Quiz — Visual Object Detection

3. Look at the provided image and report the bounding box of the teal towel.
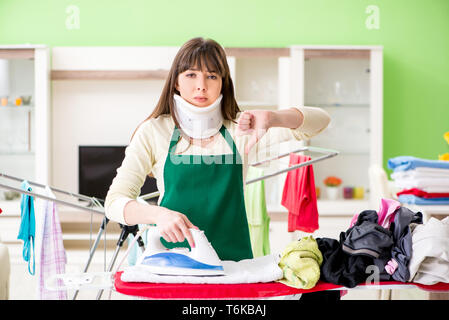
[18,180,36,275]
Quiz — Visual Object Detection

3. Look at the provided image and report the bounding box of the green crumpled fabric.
[277,236,323,289]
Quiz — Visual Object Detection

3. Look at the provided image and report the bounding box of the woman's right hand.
[154,207,198,248]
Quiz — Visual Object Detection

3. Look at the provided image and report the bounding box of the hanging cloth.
[281,154,319,233]
[36,186,67,299]
[17,180,36,275]
[244,166,270,257]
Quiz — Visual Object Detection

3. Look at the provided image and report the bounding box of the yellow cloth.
[438,132,449,161]
[439,153,449,161]
[277,236,323,289]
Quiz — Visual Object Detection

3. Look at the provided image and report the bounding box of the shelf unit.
[225,45,383,220]
[0,45,51,184]
[290,45,383,213]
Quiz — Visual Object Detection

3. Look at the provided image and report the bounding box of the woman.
[105,37,330,261]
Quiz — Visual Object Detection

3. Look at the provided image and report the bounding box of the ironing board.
[113,271,449,299]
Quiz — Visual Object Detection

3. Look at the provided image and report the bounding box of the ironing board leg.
[72,217,109,300]
[96,224,145,300]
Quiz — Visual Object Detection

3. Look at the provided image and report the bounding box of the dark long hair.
[132,37,240,140]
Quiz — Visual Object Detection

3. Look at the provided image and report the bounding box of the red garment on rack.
[281,154,319,233]
[397,188,449,199]
[114,272,449,299]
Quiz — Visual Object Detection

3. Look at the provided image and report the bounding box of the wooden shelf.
[50,47,291,80]
[304,49,370,59]
[225,47,290,57]
[238,101,277,109]
[48,49,369,81]
[0,49,34,60]
[51,69,169,80]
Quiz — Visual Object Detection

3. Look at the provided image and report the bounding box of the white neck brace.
[173,93,224,139]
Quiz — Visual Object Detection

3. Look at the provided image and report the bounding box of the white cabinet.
[0,45,51,184]
[290,46,383,213]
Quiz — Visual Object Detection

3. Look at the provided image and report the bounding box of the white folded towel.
[391,168,449,180]
[394,178,449,191]
[120,254,283,284]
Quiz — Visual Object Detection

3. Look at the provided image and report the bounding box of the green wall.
[1,0,448,172]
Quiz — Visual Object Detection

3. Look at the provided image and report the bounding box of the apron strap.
[169,125,242,163]
[218,124,242,164]
[168,126,182,154]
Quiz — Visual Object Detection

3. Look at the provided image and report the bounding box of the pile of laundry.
[120,197,449,291]
[388,156,449,205]
[278,198,449,289]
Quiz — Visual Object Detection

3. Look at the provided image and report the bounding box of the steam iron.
[135,227,225,276]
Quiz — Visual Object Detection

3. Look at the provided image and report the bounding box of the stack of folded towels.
[388,156,449,205]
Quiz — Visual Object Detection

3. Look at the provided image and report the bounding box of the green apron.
[158,124,253,261]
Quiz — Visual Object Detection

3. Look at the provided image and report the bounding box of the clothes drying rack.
[0,146,338,299]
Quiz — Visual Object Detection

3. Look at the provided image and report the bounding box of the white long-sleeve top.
[408,217,449,285]
[105,107,330,225]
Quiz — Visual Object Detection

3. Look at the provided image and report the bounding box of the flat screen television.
[78,146,158,202]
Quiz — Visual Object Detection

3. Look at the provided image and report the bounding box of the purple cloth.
[38,187,67,300]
